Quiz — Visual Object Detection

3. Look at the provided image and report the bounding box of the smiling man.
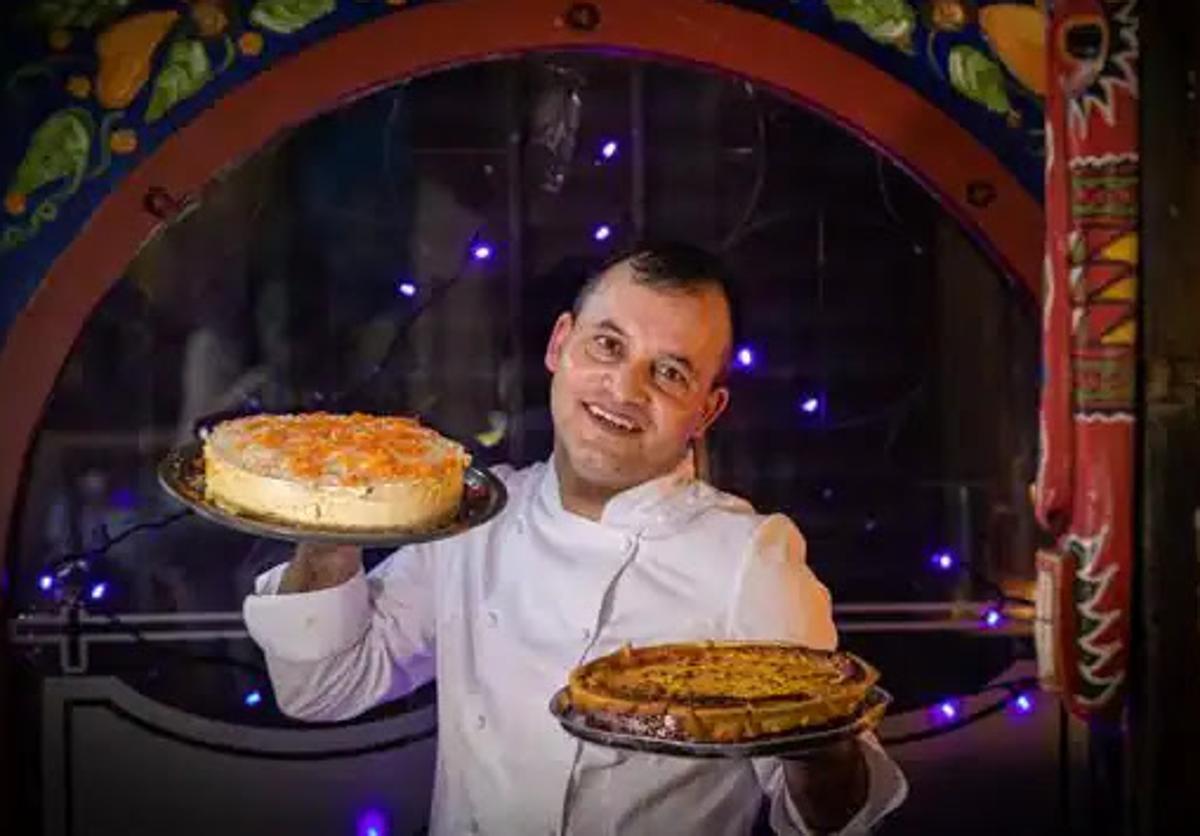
[546,248,733,519]
[243,242,907,835]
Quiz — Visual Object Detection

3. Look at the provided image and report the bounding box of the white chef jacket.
[243,457,907,835]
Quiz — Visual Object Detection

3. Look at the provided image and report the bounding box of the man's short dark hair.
[570,241,740,381]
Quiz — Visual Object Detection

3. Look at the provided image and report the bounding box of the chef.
[243,242,907,834]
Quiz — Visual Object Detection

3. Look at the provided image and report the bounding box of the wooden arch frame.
[0,0,1043,564]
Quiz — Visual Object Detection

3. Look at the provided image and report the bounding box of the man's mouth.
[583,402,642,434]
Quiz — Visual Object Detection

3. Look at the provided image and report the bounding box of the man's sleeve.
[726,514,909,834]
[242,544,438,723]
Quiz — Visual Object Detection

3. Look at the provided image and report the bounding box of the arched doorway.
[0,0,1041,560]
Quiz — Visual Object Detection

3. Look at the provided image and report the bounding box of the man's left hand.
[782,738,869,834]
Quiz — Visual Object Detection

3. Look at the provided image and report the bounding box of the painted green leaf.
[250,0,336,35]
[145,40,212,124]
[948,45,1012,115]
[30,0,131,31]
[826,0,917,54]
[7,108,92,199]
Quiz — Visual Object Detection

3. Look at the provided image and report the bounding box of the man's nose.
[610,362,650,405]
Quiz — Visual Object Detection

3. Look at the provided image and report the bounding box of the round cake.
[202,412,471,531]
[564,641,879,743]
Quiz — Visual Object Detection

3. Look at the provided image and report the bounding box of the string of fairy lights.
[30,509,1040,723]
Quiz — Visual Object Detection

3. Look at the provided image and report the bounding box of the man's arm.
[781,741,869,833]
[727,514,907,834]
[277,542,362,594]
[243,540,438,722]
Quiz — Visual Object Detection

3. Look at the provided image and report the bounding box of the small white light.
[357,809,388,836]
[89,582,107,601]
[931,551,956,571]
[244,690,262,707]
[38,574,53,592]
[936,700,959,721]
[600,140,618,159]
[735,347,754,368]
[472,244,493,261]
[593,224,612,241]
[397,282,417,297]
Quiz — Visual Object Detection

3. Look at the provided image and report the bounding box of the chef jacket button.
[476,714,487,730]
[514,516,525,534]
[469,818,480,833]
[622,535,635,551]
[582,627,592,640]
[487,611,499,627]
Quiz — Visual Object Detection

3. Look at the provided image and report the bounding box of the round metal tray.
[158,441,507,547]
[549,686,891,759]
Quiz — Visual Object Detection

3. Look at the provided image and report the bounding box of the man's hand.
[277,542,362,594]
[782,738,869,834]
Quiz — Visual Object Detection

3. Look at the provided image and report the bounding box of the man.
[243,243,907,834]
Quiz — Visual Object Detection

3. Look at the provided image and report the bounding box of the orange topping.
[219,412,465,486]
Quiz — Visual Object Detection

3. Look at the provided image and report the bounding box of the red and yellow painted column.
[1036,0,1139,721]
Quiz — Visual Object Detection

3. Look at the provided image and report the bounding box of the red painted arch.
[0,0,1043,565]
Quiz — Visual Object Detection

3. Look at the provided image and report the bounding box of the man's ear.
[695,385,730,438]
[544,312,575,374]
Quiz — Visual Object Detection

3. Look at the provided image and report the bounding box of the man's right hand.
[277,542,362,594]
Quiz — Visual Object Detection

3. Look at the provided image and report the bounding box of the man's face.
[544,263,731,495]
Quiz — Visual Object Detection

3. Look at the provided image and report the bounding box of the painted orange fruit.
[109,129,138,155]
[238,30,264,56]
[979,4,1047,96]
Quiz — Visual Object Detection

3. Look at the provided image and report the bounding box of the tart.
[202,412,471,531]
[565,641,879,743]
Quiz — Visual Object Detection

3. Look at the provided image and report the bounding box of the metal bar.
[505,62,525,464]
[79,611,244,624]
[11,600,1034,624]
[631,63,646,238]
[9,618,1031,643]
[836,621,1032,635]
[10,631,250,646]
[833,601,1032,615]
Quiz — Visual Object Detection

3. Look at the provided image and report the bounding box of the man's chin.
[560,447,644,492]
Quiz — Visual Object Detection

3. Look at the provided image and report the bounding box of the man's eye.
[656,364,689,389]
[592,335,620,357]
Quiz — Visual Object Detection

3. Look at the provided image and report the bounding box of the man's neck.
[552,447,692,522]
[553,454,617,521]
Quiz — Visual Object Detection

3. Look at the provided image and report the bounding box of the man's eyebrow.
[594,319,628,337]
[661,354,697,376]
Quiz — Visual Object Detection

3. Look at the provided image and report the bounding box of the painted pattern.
[1035,0,1138,720]
[0,0,1046,339]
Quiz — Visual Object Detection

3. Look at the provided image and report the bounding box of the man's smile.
[583,401,644,434]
